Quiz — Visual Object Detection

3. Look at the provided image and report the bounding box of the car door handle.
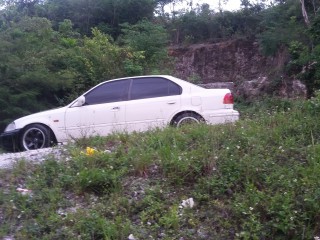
[112,106,120,111]
[167,101,176,105]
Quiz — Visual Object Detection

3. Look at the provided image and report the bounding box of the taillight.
[223,93,234,104]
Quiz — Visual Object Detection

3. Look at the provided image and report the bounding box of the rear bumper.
[204,109,239,125]
[0,129,21,152]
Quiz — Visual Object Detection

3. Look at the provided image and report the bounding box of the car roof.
[99,75,204,90]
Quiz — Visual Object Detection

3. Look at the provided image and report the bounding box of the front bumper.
[0,129,22,152]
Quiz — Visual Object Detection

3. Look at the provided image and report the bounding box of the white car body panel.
[124,95,181,132]
[64,101,126,139]
[11,107,68,141]
[4,75,240,146]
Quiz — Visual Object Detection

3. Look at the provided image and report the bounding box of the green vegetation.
[1,0,320,131]
[1,95,320,239]
[1,1,320,236]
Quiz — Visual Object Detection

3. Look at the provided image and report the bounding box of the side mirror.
[75,96,86,107]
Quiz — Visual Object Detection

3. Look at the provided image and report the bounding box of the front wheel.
[173,112,204,127]
[20,124,50,151]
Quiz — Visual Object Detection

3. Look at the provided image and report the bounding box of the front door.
[64,79,130,139]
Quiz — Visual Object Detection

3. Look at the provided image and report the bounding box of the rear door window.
[130,77,181,100]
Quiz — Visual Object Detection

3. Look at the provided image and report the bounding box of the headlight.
[4,122,16,132]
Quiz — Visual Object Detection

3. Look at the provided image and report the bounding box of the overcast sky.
[202,0,242,11]
[164,0,242,13]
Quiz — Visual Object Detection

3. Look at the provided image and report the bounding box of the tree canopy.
[0,0,320,130]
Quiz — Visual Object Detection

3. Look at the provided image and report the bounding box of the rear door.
[125,77,182,132]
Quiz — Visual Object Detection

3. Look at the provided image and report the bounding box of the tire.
[20,124,50,151]
[173,112,204,127]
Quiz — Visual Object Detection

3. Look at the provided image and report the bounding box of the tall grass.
[1,94,320,239]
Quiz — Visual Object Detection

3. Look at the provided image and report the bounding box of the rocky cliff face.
[170,39,307,99]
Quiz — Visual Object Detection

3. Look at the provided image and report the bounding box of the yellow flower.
[86,147,96,156]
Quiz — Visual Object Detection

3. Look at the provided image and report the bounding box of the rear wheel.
[174,112,204,127]
[20,124,50,151]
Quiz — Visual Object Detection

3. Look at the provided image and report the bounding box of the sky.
[165,0,242,12]
[201,0,242,11]
[0,1,243,13]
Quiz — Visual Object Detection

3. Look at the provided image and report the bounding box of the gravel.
[0,146,67,169]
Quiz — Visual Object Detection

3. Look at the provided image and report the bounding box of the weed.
[159,205,180,230]
[1,97,320,239]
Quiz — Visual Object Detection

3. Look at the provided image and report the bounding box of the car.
[0,75,239,151]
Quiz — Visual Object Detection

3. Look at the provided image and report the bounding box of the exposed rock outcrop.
[235,77,307,100]
[170,39,307,99]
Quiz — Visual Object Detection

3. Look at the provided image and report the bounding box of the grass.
[1,94,320,239]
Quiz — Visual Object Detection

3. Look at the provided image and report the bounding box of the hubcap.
[22,128,46,150]
[177,116,200,127]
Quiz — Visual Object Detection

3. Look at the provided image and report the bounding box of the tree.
[120,20,169,72]
[40,0,157,36]
[156,0,173,18]
[0,17,73,130]
[0,16,148,130]
[241,0,252,8]
[300,0,310,26]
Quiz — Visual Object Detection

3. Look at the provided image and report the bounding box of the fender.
[12,107,68,143]
[168,105,205,124]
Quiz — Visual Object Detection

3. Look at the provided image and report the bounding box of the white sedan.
[0,75,239,151]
